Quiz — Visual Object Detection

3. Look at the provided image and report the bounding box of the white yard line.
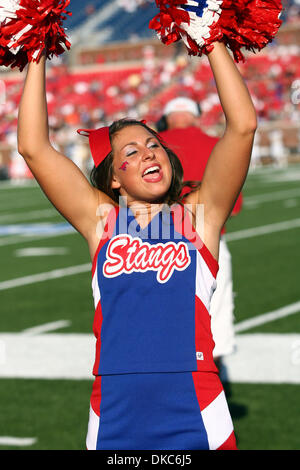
[0,437,37,447]
[225,217,300,242]
[21,300,299,338]
[243,187,300,206]
[0,227,76,247]
[20,320,72,336]
[0,180,37,190]
[15,247,69,257]
[0,209,58,223]
[234,301,300,333]
[0,264,91,291]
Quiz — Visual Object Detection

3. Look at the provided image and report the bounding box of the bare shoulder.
[87,189,119,261]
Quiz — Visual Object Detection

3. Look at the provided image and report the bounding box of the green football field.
[0,163,299,450]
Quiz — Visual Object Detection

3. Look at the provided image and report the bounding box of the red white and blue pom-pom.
[0,0,71,71]
[149,0,283,62]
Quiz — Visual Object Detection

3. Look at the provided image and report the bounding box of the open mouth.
[142,165,162,182]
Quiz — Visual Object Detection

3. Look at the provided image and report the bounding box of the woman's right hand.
[17,57,112,255]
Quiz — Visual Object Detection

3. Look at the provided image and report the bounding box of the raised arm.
[186,42,257,256]
[17,55,105,243]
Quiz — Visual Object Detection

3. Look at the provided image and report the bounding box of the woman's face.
[111,125,173,204]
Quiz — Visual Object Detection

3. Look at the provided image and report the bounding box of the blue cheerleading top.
[91,204,219,375]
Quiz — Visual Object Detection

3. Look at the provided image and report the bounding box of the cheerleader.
[4,0,281,450]
[17,41,257,449]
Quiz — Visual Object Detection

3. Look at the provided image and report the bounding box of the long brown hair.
[90,118,200,205]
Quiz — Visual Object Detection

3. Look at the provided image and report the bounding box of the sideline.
[221,333,300,384]
[0,332,299,383]
[234,301,300,333]
[243,187,300,206]
[0,181,37,190]
[225,217,300,242]
[0,264,91,291]
[20,320,72,336]
[0,227,77,247]
[0,437,37,447]
[0,299,299,383]
[0,208,58,223]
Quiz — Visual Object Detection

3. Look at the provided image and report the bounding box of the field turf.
[0,164,299,450]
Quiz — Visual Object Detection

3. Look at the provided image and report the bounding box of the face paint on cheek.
[119,161,129,171]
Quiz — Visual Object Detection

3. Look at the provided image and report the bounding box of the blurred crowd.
[0,5,300,180]
[283,0,300,23]
[117,0,155,13]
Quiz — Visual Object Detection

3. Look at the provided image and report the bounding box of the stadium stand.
[0,0,299,179]
[66,0,157,46]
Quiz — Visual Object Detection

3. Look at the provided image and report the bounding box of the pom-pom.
[149,0,283,62]
[0,0,71,71]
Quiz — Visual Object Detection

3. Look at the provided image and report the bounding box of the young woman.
[18,42,257,450]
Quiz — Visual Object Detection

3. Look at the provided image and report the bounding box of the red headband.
[77,120,147,168]
[77,127,111,168]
